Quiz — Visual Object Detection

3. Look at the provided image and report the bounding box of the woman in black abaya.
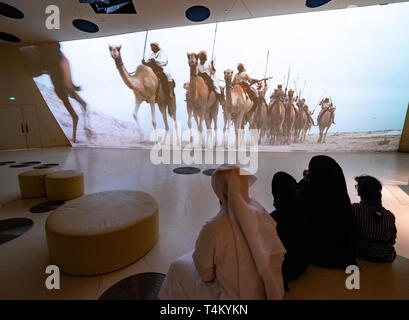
[298,155,357,268]
[271,172,312,281]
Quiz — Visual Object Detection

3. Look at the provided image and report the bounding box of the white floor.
[0,147,408,300]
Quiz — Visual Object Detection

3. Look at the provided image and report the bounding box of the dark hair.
[355,175,383,213]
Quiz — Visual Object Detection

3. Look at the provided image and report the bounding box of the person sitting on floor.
[352,175,397,262]
[159,164,286,300]
[298,155,357,268]
[271,172,312,283]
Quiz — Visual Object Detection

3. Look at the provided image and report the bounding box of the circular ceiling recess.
[185,5,211,22]
[306,0,332,8]
[0,32,21,43]
[73,19,99,33]
[0,2,24,19]
[202,168,216,176]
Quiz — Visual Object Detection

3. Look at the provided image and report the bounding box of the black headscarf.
[299,155,357,268]
[271,172,312,281]
[308,155,351,208]
[272,172,300,213]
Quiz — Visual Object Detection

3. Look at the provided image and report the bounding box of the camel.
[317,109,333,143]
[284,90,297,144]
[267,96,286,145]
[19,43,87,143]
[302,109,315,141]
[294,100,308,143]
[252,83,269,143]
[222,69,254,147]
[185,53,218,147]
[249,97,268,144]
[109,45,179,145]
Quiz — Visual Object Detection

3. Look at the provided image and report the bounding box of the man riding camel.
[287,89,296,105]
[232,63,259,105]
[270,84,285,103]
[256,80,268,107]
[296,97,305,111]
[303,103,316,126]
[142,42,175,102]
[297,98,315,126]
[196,50,222,102]
[317,97,336,125]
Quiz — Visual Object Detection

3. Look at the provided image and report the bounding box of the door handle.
[25,122,29,133]
[21,123,25,133]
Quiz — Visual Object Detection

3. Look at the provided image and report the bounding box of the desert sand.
[37,83,402,152]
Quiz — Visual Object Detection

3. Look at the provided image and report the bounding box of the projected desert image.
[20,3,409,151]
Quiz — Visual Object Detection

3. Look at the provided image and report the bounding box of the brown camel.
[109,45,179,145]
[317,109,333,143]
[186,53,218,147]
[222,69,254,147]
[252,99,268,144]
[295,99,308,143]
[303,114,313,141]
[267,96,286,145]
[19,43,87,143]
[284,90,297,144]
[251,83,269,143]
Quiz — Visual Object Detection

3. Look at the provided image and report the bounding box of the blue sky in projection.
[36,2,409,133]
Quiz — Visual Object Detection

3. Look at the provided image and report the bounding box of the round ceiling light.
[306,0,333,8]
[185,5,210,22]
[0,2,24,19]
[0,32,21,43]
[72,19,99,33]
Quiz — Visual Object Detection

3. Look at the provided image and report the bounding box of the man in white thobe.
[196,50,221,100]
[142,42,174,98]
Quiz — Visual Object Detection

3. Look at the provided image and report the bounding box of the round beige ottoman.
[18,169,55,198]
[45,170,84,201]
[45,190,159,276]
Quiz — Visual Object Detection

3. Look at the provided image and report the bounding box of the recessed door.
[0,105,27,150]
[20,104,42,148]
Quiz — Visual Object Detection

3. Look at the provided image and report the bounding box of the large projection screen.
[20,3,409,152]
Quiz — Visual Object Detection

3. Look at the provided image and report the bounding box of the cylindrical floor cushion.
[45,190,159,276]
[18,169,55,198]
[45,170,84,201]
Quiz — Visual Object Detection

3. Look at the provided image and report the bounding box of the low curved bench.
[285,256,409,300]
[45,190,159,276]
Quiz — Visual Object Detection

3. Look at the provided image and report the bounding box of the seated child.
[352,175,397,262]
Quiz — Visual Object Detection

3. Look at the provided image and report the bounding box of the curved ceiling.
[0,0,406,46]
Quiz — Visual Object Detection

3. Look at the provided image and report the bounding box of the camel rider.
[287,89,295,106]
[329,102,336,124]
[270,84,285,102]
[303,104,316,126]
[298,99,315,125]
[317,98,335,125]
[256,80,268,105]
[232,63,259,105]
[142,42,175,101]
[296,98,305,111]
[196,50,222,101]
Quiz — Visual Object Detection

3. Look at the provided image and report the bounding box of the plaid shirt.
[352,201,397,262]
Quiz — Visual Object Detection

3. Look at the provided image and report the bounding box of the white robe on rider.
[149,49,173,81]
[196,60,221,94]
